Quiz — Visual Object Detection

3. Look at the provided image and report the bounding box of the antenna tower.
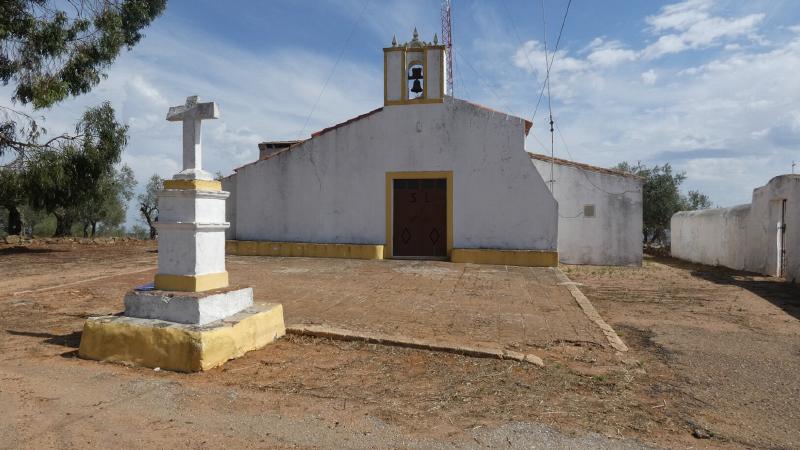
[441,0,453,95]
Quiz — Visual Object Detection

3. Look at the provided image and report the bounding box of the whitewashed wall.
[532,158,643,266]
[671,204,751,270]
[226,98,558,251]
[671,175,800,283]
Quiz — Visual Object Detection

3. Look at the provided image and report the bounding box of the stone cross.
[166,95,219,180]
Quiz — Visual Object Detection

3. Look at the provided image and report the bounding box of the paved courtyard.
[227,255,611,355]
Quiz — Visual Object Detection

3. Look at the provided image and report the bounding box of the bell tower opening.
[383,28,446,106]
[408,63,424,99]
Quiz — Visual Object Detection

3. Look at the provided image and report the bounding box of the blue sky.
[2,0,800,226]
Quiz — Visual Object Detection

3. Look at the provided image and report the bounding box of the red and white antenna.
[441,0,453,96]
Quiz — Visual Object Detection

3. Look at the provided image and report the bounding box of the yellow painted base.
[451,248,558,267]
[78,303,285,372]
[163,179,222,191]
[154,272,228,292]
[226,240,384,260]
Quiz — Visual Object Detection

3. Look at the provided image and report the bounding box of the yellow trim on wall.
[385,171,454,259]
[401,49,407,101]
[439,48,445,97]
[384,44,445,106]
[78,303,285,372]
[451,248,558,267]
[422,47,429,100]
[154,272,229,292]
[163,179,222,191]
[384,98,444,106]
[226,240,384,260]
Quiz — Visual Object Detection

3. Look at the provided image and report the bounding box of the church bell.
[409,67,423,95]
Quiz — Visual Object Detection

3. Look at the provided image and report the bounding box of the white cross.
[166,95,219,180]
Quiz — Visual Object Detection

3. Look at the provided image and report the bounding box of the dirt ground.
[1,241,799,449]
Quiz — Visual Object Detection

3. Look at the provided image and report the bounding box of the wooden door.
[393,178,447,258]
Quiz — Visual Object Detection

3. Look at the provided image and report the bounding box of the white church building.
[222,31,642,267]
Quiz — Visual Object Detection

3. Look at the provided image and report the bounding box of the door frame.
[385,171,453,259]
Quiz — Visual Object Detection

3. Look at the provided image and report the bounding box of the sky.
[2,0,800,227]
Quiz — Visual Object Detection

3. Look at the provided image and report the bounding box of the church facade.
[222,31,559,266]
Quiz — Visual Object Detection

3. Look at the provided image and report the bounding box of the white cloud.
[586,39,638,67]
[642,0,765,59]
[641,69,658,85]
[500,5,800,208]
[0,21,383,227]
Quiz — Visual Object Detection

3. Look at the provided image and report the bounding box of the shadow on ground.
[648,254,800,321]
[5,329,81,349]
[0,246,65,256]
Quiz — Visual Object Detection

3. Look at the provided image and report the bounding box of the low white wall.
[228,98,558,251]
[532,158,643,266]
[671,205,751,270]
[745,175,800,282]
[671,175,799,283]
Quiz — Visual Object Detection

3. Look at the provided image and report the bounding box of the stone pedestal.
[123,286,254,325]
[154,180,230,292]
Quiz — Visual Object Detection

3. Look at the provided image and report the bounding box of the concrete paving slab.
[226,256,614,355]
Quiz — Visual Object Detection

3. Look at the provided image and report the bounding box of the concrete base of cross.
[79,303,286,372]
[123,286,254,325]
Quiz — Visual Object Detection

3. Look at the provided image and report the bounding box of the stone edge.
[286,323,545,367]
[553,268,629,352]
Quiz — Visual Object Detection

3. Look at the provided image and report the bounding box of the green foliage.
[30,210,56,237]
[682,190,712,211]
[0,0,167,110]
[0,168,24,234]
[74,164,136,236]
[25,102,128,236]
[615,162,712,243]
[129,224,149,239]
[0,0,164,237]
[138,174,162,239]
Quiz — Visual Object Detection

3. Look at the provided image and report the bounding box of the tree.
[0,0,166,235]
[138,174,162,239]
[615,162,712,244]
[76,165,136,237]
[25,103,129,236]
[682,190,712,211]
[0,168,24,234]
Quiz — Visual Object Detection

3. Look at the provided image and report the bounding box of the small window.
[584,204,596,218]
[408,63,424,99]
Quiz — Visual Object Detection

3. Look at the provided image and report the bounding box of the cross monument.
[77,95,285,372]
[166,95,219,180]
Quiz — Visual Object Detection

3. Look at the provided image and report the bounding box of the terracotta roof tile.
[529,152,644,180]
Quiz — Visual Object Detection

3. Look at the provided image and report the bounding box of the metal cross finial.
[166,95,219,180]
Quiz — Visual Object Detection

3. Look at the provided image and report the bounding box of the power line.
[297,0,371,139]
[531,0,572,125]
[555,122,640,197]
[540,0,556,193]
